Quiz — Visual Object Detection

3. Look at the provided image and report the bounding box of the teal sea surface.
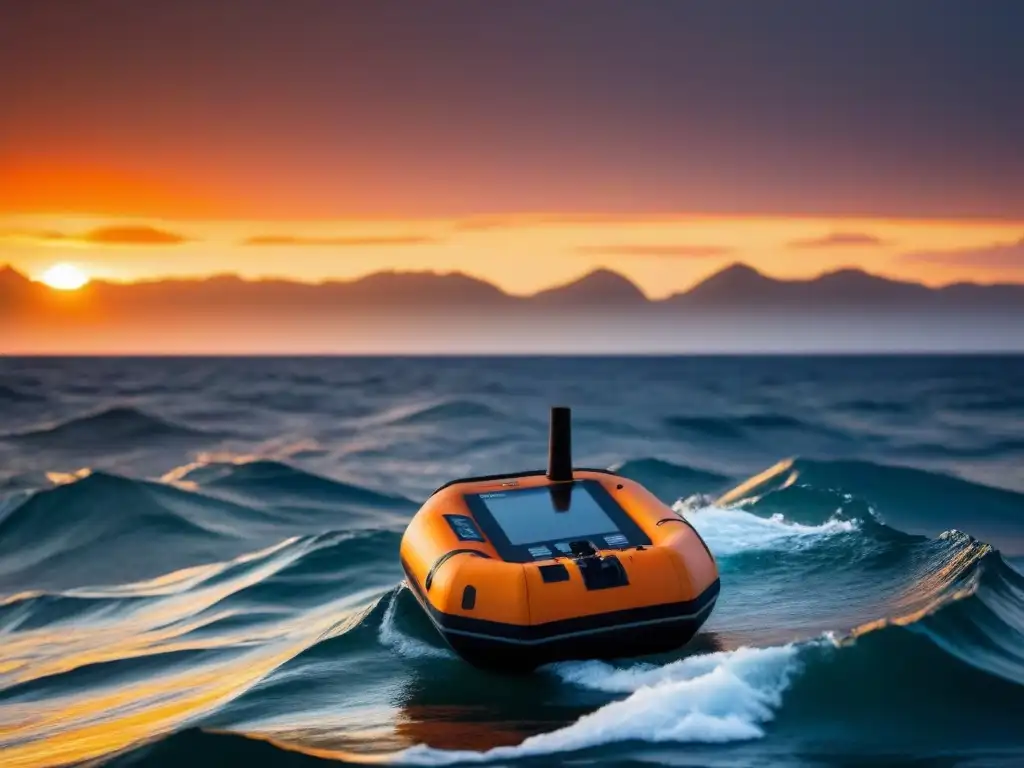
[1,356,1023,767]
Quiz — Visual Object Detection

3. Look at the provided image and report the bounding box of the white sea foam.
[378,587,454,660]
[675,502,858,557]
[391,643,803,764]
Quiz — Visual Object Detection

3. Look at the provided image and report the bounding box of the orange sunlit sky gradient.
[3,1,1024,301]
[3,212,1024,299]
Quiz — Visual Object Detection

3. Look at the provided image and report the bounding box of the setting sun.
[40,263,90,291]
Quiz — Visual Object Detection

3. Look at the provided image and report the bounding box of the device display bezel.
[462,479,651,563]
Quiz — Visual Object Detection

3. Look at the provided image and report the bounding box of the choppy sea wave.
[1,355,1023,767]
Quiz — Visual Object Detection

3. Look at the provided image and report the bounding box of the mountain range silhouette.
[4,262,1022,353]
[4,262,1023,309]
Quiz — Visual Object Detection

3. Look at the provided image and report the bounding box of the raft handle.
[425,549,491,591]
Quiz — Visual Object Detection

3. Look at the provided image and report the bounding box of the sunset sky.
[2,1,1023,299]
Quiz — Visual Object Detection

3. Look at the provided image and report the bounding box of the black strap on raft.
[655,517,717,562]
[425,549,491,591]
[429,467,619,497]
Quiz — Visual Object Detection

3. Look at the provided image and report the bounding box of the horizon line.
[4,351,1024,359]
[6,260,1024,296]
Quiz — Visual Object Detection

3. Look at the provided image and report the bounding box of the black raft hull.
[404,569,721,672]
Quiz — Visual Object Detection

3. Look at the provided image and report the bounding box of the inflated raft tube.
[399,407,720,672]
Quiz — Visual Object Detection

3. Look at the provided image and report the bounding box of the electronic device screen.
[462,479,651,561]
[474,484,621,545]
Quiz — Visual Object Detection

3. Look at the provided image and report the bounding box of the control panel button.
[539,563,570,583]
[443,514,486,543]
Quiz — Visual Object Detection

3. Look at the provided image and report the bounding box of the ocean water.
[1,355,1023,768]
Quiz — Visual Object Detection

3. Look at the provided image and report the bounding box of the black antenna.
[547,406,572,482]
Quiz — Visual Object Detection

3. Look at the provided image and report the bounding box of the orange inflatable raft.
[399,407,720,671]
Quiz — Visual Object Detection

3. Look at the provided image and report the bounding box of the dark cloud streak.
[574,244,732,258]
[454,214,699,231]
[0,225,190,245]
[83,226,189,245]
[789,232,890,249]
[242,235,439,246]
[901,236,1024,270]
